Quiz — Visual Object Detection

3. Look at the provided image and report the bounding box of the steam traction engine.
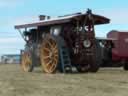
[15,9,110,73]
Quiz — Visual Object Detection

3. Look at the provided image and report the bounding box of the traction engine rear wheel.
[40,35,59,73]
[21,52,33,72]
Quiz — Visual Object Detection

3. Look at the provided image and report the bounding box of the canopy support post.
[18,29,27,42]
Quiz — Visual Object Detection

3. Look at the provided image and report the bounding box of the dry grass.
[0,64,128,96]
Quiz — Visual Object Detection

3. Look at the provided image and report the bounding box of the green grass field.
[0,64,128,96]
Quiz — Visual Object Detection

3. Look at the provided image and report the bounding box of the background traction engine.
[15,9,110,73]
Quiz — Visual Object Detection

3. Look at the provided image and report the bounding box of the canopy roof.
[15,12,110,29]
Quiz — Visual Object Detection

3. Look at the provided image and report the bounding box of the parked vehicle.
[15,9,110,73]
[99,30,128,70]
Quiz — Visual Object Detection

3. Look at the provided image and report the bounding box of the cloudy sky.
[0,0,128,55]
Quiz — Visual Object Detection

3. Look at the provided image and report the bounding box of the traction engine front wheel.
[21,51,33,72]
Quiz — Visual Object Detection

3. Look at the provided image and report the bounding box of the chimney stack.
[39,15,50,21]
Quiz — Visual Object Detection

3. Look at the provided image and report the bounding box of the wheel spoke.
[46,40,53,48]
[50,64,55,72]
[51,42,57,49]
[53,44,57,50]
[43,47,50,52]
[45,60,52,67]
[54,49,58,54]
[54,57,58,63]
[44,55,51,59]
